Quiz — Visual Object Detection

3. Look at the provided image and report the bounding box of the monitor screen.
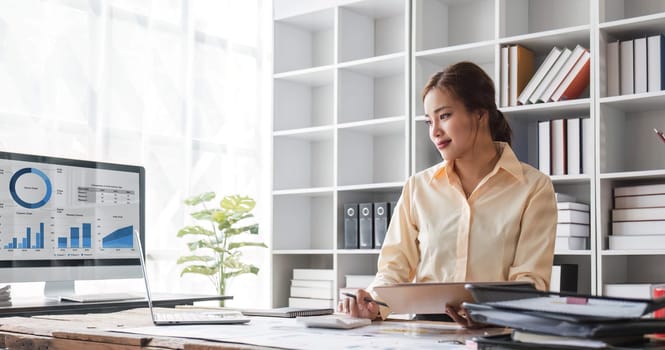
[0,151,145,297]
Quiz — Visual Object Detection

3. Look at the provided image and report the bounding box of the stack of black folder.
[464,284,665,349]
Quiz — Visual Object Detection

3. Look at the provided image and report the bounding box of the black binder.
[343,203,358,249]
[373,202,388,248]
[358,202,373,249]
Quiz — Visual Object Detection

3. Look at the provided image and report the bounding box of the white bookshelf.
[272,0,665,307]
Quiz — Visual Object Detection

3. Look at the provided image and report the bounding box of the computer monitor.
[0,151,145,298]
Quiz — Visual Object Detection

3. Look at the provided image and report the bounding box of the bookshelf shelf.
[272,0,665,307]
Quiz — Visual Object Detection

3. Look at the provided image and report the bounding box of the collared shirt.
[368,142,557,317]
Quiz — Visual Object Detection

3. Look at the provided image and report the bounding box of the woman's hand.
[337,289,380,320]
[445,304,486,329]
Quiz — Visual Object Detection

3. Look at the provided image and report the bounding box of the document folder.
[464,302,665,338]
[465,284,665,320]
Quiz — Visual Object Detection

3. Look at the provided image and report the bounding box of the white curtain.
[0,0,272,307]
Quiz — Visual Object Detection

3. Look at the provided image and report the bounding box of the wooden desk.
[0,308,508,349]
[0,308,259,350]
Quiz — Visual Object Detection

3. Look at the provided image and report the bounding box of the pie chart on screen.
[9,167,52,209]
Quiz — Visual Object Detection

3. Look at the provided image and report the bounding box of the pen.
[655,128,665,144]
[342,292,389,308]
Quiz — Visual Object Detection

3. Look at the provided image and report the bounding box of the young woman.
[338,61,557,327]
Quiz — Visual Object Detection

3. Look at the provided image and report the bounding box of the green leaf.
[184,192,216,206]
[177,225,215,237]
[180,265,219,276]
[176,255,214,264]
[211,211,229,224]
[223,264,260,279]
[220,195,255,213]
[227,242,267,250]
[190,209,216,221]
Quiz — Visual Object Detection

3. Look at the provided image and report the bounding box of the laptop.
[134,231,250,325]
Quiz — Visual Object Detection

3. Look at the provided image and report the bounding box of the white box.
[555,236,587,250]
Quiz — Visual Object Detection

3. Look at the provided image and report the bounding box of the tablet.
[373,281,533,315]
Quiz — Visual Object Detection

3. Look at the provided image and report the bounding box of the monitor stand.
[44,280,75,299]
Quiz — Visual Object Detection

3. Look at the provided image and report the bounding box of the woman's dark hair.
[422,61,512,145]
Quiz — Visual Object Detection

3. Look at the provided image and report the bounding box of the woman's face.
[423,87,483,161]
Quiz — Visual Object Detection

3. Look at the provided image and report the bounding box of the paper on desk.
[113,316,488,349]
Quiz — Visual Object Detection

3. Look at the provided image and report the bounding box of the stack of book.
[289,268,335,308]
[467,284,665,349]
[338,274,375,299]
[0,285,10,307]
[500,44,590,107]
[537,117,592,176]
[609,183,665,250]
[555,201,590,250]
[607,34,665,96]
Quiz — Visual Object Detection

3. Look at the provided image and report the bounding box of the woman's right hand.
[337,289,380,320]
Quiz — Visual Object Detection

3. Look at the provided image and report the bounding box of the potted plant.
[177,192,267,306]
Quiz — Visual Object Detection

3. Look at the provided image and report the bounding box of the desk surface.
[0,293,230,317]
[0,307,508,350]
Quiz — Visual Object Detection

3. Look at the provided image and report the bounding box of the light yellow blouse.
[368,142,557,316]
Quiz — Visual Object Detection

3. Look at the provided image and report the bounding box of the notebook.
[241,307,333,318]
[134,230,250,325]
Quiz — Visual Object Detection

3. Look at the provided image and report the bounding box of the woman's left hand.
[445,304,486,329]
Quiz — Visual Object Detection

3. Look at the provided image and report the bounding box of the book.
[604,283,665,299]
[557,201,590,211]
[634,37,648,94]
[614,193,665,209]
[612,220,665,235]
[291,279,333,289]
[551,50,591,101]
[241,307,333,318]
[566,118,581,175]
[607,40,620,96]
[518,46,562,105]
[581,117,592,174]
[292,268,335,281]
[550,264,578,293]
[290,286,334,299]
[615,183,665,196]
[620,40,634,95]
[538,120,550,175]
[345,274,375,288]
[555,192,576,202]
[555,236,587,250]
[609,235,665,250]
[613,207,665,222]
[556,223,589,237]
[501,46,509,107]
[648,34,665,92]
[540,45,587,103]
[510,45,535,106]
[529,47,572,104]
[550,119,566,175]
[288,297,335,308]
[557,209,589,224]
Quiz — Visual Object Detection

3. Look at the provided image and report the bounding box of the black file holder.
[358,203,373,249]
[343,203,359,249]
